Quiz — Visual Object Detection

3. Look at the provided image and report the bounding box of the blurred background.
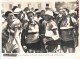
[1,0,78,13]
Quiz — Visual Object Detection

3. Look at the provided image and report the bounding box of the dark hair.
[12,6,18,11]
[34,9,39,12]
[41,10,45,13]
[63,8,69,13]
[5,11,12,17]
[27,11,34,16]
[24,7,30,11]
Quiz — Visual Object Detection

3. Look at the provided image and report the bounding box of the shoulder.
[51,20,56,25]
[10,19,22,28]
[13,18,21,24]
[50,20,58,29]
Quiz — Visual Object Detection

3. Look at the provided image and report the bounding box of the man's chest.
[46,22,53,31]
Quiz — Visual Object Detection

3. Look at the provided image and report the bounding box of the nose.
[30,16,33,17]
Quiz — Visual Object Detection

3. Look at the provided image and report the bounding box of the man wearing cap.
[34,9,41,23]
[13,7,24,22]
[13,7,27,53]
[42,10,59,53]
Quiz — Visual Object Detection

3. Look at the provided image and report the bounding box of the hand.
[52,35,59,40]
[39,34,45,37]
[23,46,27,50]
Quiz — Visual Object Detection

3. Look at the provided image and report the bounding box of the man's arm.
[52,21,59,40]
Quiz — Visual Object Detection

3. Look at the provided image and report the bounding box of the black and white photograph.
[1,0,79,55]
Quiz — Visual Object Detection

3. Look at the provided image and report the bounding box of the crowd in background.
[2,5,79,53]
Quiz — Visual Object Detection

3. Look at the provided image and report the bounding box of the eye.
[10,15,13,16]
[30,15,33,17]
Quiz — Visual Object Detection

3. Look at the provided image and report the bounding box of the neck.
[46,20,52,23]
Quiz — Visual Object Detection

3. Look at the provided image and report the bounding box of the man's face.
[7,13,14,20]
[44,14,51,21]
[59,10,63,14]
[62,9,68,16]
[25,8,30,13]
[28,13,34,21]
[14,11,23,20]
[59,10,63,17]
[36,12,40,18]
[41,11,45,16]
[40,11,45,18]
[18,11,24,20]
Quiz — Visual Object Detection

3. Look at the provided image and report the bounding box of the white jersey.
[43,20,59,40]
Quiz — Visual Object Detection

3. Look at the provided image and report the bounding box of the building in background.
[55,1,78,11]
[1,0,77,13]
[1,2,55,12]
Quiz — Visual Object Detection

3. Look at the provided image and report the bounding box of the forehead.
[8,13,13,15]
[28,12,34,16]
[45,14,50,17]
[62,9,66,12]
[60,9,63,12]
[41,10,45,13]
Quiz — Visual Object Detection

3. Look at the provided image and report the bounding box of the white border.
[0,0,80,59]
